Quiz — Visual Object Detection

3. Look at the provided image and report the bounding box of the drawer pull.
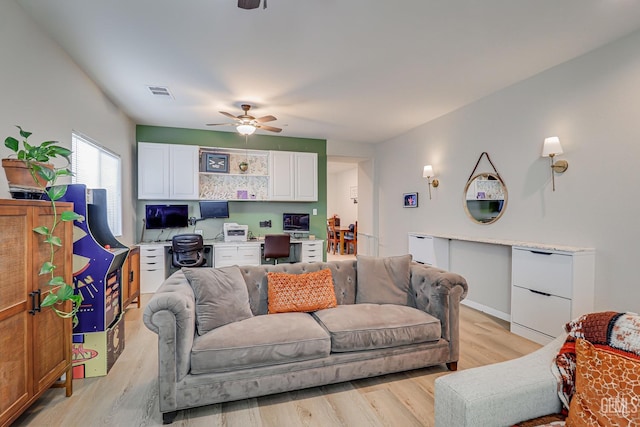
[529,289,551,297]
[415,236,426,239]
[529,250,552,255]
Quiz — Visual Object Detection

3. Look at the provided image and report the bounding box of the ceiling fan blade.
[219,111,239,120]
[206,123,234,126]
[257,124,282,133]
[255,115,277,123]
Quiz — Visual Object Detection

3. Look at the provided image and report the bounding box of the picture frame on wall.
[201,152,229,173]
[403,192,418,208]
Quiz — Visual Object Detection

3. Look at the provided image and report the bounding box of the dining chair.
[326,218,340,254]
[344,221,358,255]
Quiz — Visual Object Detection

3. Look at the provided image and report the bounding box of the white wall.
[327,166,358,225]
[375,29,640,313]
[0,1,136,244]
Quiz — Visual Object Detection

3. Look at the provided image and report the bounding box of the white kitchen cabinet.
[139,244,167,293]
[510,246,595,344]
[301,240,324,263]
[138,142,199,200]
[214,243,261,268]
[269,151,317,201]
[407,233,450,270]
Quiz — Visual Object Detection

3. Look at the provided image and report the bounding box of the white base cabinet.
[140,244,166,293]
[510,246,595,344]
[301,240,323,263]
[214,243,262,268]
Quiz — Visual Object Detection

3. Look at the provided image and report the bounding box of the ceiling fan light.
[237,124,256,135]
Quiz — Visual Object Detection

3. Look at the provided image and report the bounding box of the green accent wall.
[135,125,327,250]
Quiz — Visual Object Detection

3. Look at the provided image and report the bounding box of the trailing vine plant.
[4,125,84,326]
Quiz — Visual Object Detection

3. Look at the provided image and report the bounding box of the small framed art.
[200,152,229,173]
[403,192,418,208]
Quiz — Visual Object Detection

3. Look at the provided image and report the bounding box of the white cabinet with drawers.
[301,240,324,263]
[214,243,262,268]
[510,246,595,344]
[140,244,167,293]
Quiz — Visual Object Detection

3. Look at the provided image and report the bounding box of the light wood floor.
[14,296,540,427]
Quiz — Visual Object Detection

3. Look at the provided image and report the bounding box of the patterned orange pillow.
[267,269,337,314]
[567,339,640,426]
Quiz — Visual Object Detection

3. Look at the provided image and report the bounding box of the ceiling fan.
[207,104,282,135]
[238,0,267,10]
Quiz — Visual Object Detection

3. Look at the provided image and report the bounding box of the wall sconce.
[541,136,569,191]
[422,165,439,199]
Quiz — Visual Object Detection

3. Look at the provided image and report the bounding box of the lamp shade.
[423,165,434,178]
[237,124,256,135]
[542,136,563,157]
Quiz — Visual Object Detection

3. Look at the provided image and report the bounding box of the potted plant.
[4,125,84,325]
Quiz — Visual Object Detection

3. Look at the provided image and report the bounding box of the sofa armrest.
[410,263,468,363]
[434,335,565,427]
[143,270,197,388]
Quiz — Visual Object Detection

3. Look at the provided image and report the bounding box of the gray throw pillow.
[183,266,253,335]
[355,254,412,305]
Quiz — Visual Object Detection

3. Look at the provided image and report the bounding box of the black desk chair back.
[171,234,206,268]
[263,234,291,264]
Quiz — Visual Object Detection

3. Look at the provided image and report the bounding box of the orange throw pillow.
[567,339,640,426]
[267,269,337,314]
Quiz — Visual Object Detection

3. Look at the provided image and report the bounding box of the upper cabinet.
[138,143,199,200]
[269,151,317,201]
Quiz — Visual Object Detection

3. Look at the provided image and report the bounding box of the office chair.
[263,234,291,264]
[170,234,206,268]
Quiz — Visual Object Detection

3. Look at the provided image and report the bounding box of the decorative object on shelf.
[464,152,507,225]
[3,125,85,325]
[239,161,249,172]
[541,136,568,192]
[422,164,439,199]
[200,152,229,173]
[206,104,282,135]
[403,192,418,208]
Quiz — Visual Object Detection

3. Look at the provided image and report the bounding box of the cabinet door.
[269,151,295,200]
[129,247,140,303]
[0,206,31,423]
[32,206,73,394]
[138,142,170,199]
[294,153,318,201]
[169,144,200,200]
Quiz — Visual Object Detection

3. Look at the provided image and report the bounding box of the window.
[71,132,122,236]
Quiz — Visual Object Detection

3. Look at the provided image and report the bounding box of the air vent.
[147,86,173,98]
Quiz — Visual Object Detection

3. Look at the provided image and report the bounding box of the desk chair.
[326,218,340,254]
[170,234,206,268]
[344,221,358,255]
[263,234,291,264]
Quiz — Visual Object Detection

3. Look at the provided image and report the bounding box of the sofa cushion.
[267,269,337,314]
[313,303,441,352]
[355,254,412,305]
[190,312,331,374]
[566,339,640,426]
[183,266,253,335]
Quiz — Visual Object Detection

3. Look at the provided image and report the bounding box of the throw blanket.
[552,311,640,409]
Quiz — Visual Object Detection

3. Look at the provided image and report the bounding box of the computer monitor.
[145,205,189,229]
[282,213,310,234]
[199,200,229,219]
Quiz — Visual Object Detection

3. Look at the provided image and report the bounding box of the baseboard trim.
[461,299,510,322]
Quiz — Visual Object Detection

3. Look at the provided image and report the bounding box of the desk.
[139,239,324,293]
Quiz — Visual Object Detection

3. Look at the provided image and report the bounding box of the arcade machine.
[58,184,129,378]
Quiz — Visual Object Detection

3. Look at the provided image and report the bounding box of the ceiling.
[16,0,640,144]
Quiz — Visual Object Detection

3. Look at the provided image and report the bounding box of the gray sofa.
[143,257,468,424]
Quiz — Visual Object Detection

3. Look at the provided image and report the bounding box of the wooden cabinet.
[269,151,318,201]
[121,246,140,310]
[0,200,73,427]
[138,142,199,200]
[510,246,595,344]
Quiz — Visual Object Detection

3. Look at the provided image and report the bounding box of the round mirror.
[463,173,507,224]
